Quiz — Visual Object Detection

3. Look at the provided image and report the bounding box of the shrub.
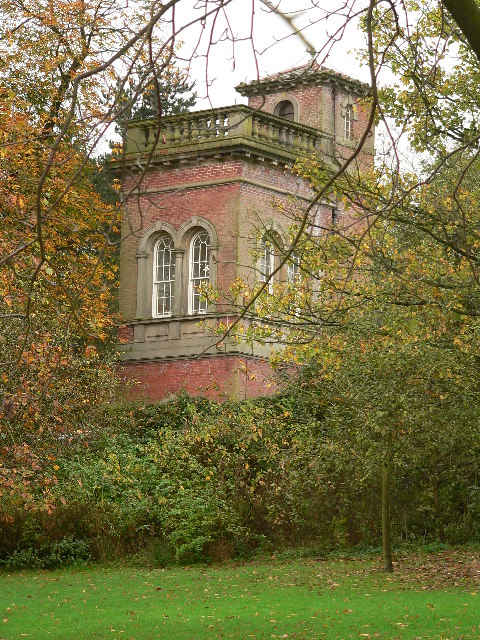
[3,537,90,569]
[2,391,479,567]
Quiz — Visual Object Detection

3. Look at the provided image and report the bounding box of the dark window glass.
[276,100,295,121]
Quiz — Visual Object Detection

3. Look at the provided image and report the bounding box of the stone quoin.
[117,64,374,400]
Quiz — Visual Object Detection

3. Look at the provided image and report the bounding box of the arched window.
[260,236,275,293]
[275,100,295,121]
[189,231,210,314]
[153,235,175,317]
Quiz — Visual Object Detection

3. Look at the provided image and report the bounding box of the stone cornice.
[236,65,370,97]
[117,350,270,364]
[122,137,316,168]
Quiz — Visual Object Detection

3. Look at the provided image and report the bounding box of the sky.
[172,1,370,109]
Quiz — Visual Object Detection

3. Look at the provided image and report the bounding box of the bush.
[3,537,90,569]
[2,391,479,567]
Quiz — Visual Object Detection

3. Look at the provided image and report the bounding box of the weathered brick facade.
[118,64,374,401]
[119,356,277,401]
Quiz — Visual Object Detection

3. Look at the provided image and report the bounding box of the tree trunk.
[382,457,394,572]
[442,0,480,64]
[432,465,444,541]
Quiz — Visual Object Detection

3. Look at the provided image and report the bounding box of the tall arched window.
[260,236,275,293]
[189,231,210,314]
[153,235,175,317]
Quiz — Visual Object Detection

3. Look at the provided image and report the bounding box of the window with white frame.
[260,236,275,293]
[344,104,354,140]
[189,231,210,314]
[153,235,175,317]
[287,252,301,283]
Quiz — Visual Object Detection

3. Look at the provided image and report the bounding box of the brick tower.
[117,64,374,400]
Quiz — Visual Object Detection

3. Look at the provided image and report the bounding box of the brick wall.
[120,159,244,320]
[124,159,244,192]
[247,83,374,163]
[118,324,134,343]
[119,155,325,322]
[248,84,324,129]
[119,355,277,401]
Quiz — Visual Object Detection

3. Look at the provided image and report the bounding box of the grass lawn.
[1,550,480,640]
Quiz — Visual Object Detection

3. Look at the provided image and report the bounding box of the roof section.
[236,62,369,96]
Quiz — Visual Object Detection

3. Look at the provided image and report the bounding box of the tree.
[232,159,480,568]
[0,0,196,509]
[128,65,197,121]
[220,0,480,570]
[287,273,480,571]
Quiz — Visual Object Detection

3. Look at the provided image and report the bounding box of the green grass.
[1,551,479,639]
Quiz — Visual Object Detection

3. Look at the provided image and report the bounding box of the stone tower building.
[118,64,374,400]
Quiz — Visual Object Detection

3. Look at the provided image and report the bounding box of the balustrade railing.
[127,106,329,159]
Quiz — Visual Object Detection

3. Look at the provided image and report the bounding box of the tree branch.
[442,0,480,61]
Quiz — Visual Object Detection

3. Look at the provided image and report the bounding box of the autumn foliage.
[0,0,196,515]
[0,0,125,513]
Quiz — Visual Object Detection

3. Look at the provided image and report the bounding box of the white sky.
[172,1,371,109]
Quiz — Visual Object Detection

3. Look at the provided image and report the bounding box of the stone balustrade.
[125,105,332,163]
